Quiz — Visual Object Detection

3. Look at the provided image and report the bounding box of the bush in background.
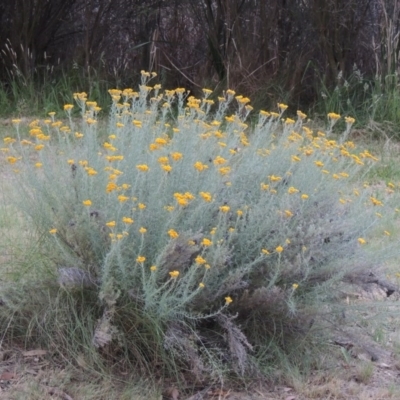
[0,72,399,383]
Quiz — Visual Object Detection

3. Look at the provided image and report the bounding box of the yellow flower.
[219,205,230,213]
[138,203,146,210]
[11,119,21,124]
[201,238,212,247]
[63,104,74,111]
[136,256,146,263]
[75,132,84,138]
[103,142,114,150]
[269,111,279,119]
[122,217,134,224]
[150,265,157,271]
[169,270,180,279]
[291,155,301,162]
[199,282,205,288]
[136,164,149,172]
[82,200,92,206]
[358,238,366,245]
[292,283,299,290]
[287,187,299,194]
[285,118,295,125]
[370,197,383,206]
[261,249,270,255]
[225,296,233,305]
[236,96,250,105]
[328,112,341,120]
[276,246,284,253]
[49,228,57,234]
[67,159,75,165]
[278,103,288,111]
[260,183,269,191]
[155,137,168,145]
[117,195,129,203]
[184,192,195,200]
[213,156,227,165]
[149,143,159,151]
[284,210,293,218]
[219,167,231,176]
[301,194,309,200]
[269,175,281,182]
[297,110,307,119]
[195,255,206,265]
[194,161,208,172]
[314,161,324,167]
[106,221,116,228]
[176,197,188,207]
[29,128,42,136]
[171,152,183,161]
[384,231,391,236]
[34,144,45,151]
[188,240,196,246]
[35,162,43,168]
[210,227,217,235]
[205,264,211,270]
[162,164,172,172]
[158,156,169,164]
[345,116,355,124]
[86,168,97,176]
[139,227,147,234]
[106,182,118,193]
[237,210,243,216]
[199,191,212,202]
[168,229,179,239]
[259,110,270,117]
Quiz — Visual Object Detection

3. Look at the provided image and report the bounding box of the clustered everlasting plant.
[1,71,399,381]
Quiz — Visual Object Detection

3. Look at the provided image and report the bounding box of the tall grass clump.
[315,67,400,138]
[1,71,399,383]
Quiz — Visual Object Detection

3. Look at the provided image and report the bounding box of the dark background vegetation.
[1,0,400,122]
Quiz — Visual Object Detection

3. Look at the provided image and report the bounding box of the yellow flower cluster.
[6,78,395,314]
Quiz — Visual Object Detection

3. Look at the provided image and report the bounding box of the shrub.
[1,71,399,383]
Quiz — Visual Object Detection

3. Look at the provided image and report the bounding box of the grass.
[0,363,161,400]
